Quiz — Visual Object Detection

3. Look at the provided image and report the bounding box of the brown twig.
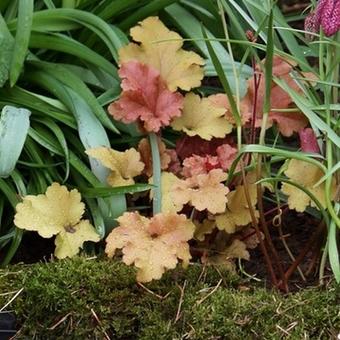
[174,280,187,323]
[284,221,326,282]
[240,160,279,288]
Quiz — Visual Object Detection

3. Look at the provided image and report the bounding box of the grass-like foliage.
[0,0,339,292]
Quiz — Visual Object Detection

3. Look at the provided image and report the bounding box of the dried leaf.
[108,61,183,132]
[105,212,195,282]
[14,183,99,258]
[281,159,336,212]
[171,93,233,141]
[119,16,204,91]
[86,146,144,186]
[240,227,264,249]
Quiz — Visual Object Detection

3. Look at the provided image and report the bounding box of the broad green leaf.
[0,106,30,177]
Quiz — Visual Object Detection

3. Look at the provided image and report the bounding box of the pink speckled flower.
[305,0,340,37]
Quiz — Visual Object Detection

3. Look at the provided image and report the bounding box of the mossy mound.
[0,257,339,339]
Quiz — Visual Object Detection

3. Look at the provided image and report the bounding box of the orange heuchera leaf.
[119,16,204,91]
[86,146,144,186]
[182,154,220,178]
[171,93,233,141]
[216,144,238,171]
[209,93,252,125]
[178,169,229,214]
[215,179,258,234]
[108,61,183,132]
[105,212,195,282]
[138,137,171,177]
[248,56,308,136]
[281,159,336,212]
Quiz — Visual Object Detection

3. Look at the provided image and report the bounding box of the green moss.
[0,257,339,339]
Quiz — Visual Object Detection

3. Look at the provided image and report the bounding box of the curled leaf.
[105,212,195,282]
[119,16,204,91]
[171,93,233,141]
[86,146,144,186]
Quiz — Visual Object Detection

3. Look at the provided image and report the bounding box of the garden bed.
[1,257,339,339]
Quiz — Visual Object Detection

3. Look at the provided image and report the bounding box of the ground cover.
[0,0,339,337]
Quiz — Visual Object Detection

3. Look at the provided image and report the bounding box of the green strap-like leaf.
[9,0,34,86]
[0,106,31,177]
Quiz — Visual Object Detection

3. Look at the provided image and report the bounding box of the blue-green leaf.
[0,106,30,177]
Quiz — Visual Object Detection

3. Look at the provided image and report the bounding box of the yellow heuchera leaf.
[14,183,100,258]
[216,180,259,234]
[119,16,204,91]
[105,212,195,282]
[149,172,189,213]
[194,219,216,241]
[281,159,336,212]
[171,93,233,140]
[55,220,100,259]
[86,147,144,187]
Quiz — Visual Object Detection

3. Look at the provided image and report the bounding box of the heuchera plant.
[13,16,337,284]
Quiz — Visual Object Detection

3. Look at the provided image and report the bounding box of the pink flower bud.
[306,0,340,37]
